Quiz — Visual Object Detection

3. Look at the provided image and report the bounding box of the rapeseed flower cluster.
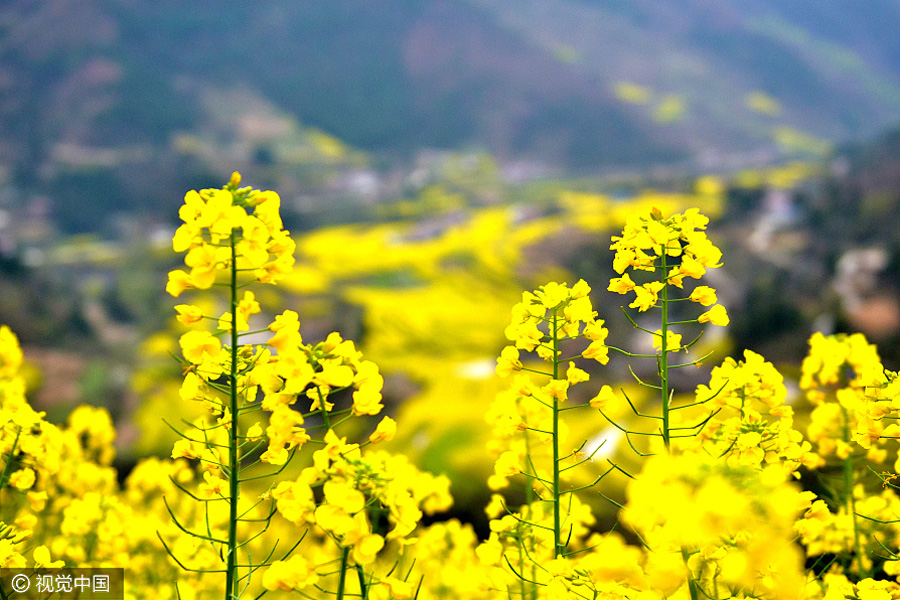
[1,325,60,570]
[166,175,307,598]
[625,453,812,599]
[15,176,900,600]
[598,207,733,454]
[165,174,451,599]
[0,330,127,573]
[267,446,451,596]
[1,327,200,597]
[789,332,900,580]
[608,207,728,325]
[490,281,608,491]
[682,349,822,476]
[486,280,621,598]
[802,332,889,460]
[167,172,295,296]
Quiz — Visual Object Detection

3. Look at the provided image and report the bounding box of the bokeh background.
[3,0,900,525]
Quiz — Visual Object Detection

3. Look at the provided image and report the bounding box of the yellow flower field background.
[4,165,900,600]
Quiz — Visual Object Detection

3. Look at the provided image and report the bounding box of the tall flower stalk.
[799,332,889,578]
[164,173,297,599]
[604,207,729,452]
[487,280,612,596]
[601,207,730,599]
[165,173,450,599]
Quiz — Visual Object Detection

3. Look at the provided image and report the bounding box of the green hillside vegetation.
[3,1,900,233]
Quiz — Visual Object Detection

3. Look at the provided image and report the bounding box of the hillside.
[2,1,900,232]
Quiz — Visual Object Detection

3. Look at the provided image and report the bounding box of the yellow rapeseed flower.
[698,305,729,326]
[179,330,222,365]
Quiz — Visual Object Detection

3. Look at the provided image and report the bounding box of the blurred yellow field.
[4,173,900,600]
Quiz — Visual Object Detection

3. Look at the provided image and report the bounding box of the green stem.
[841,405,865,576]
[0,427,22,495]
[660,250,670,450]
[355,564,368,600]
[336,546,350,600]
[551,309,562,558]
[516,534,528,600]
[226,231,240,600]
[519,430,537,600]
[523,428,536,600]
[681,547,700,600]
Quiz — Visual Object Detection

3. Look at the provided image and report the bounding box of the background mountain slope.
[3,0,900,231]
